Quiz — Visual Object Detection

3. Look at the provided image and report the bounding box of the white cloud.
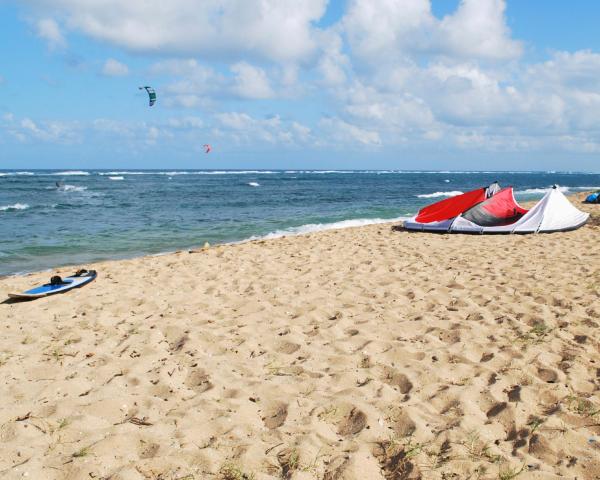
[230,62,273,99]
[439,0,522,60]
[167,116,204,129]
[316,31,350,86]
[27,0,326,62]
[101,58,129,76]
[214,112,311,145]
[11,1,600,158]
[35,18,66,49]
[341,0,520,64]
[319,117,381,146]
[343,0,434,63]
[1,115,80,143]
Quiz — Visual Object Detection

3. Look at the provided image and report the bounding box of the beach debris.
[129,416,153,426]
[15,412,31,422]
[104,370,124,385]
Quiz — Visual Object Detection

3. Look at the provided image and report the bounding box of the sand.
[0,192,599,480]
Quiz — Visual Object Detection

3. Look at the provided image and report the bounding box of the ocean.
[1,169,598,276]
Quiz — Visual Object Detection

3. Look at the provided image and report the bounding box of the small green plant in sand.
[385,434,426,462]
[526,416,544,435]
[517,322,552,345]
[0,353,12,367]
[423,439,452,471]
[462,431,501,463]
[498,463,526,480]
[317,405,339,422]
[565,394,600,417]
[287,449,300,471]
[219,463,255,480]
[57,418,70,430]
[264,360,286,376]
[72,446,91,458]
[373,435,426,479]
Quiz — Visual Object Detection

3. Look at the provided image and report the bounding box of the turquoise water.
[1,169,598,276]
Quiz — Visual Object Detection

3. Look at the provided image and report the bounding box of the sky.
[1,0,600,171]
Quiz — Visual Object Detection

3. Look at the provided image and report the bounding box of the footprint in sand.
[385,406,416,437]
[276,340,300,354]
[337,406,367,436]
[184,369,213,393]
[536,367,558,383]
[139,441,160,459]
[262,402,288,429]
[381,366,413,394]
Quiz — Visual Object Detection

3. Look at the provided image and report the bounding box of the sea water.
[1,169,598,276]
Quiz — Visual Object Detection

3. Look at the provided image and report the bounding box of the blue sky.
[1,0,600,171]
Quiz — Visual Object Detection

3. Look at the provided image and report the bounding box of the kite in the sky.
[139,86,156,107]
[203,144,211,153]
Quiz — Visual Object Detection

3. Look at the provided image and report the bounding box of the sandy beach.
[0,192,599,480]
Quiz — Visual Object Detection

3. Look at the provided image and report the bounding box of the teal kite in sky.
[139,86,156,107]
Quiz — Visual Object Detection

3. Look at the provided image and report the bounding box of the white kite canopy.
[404,185,589,234]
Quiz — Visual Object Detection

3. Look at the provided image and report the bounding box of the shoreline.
[0,190,598,478]
[1,189,592,280]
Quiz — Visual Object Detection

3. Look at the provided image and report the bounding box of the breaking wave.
[417,191,463,198]
[60,185,88,192]
[244,216,410,242]
[0,203,29,211]
[514,186,599,195]
[248,182,260,187]
[108,176,124,180]
[50,171,90,176]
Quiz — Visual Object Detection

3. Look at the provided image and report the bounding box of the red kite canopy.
[405,184,588,234]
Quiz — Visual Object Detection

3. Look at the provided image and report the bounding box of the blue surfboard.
[8,270,97,299]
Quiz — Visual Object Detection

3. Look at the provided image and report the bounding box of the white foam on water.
[0,203,29,211]
[243,216,410,242]
[51,171,90,176]
[108,176,124,180]
[515,186,572,195]
[417,190,463,198]
[248,182,260,187]
[60,185,88,192]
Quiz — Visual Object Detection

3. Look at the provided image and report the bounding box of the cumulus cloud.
[11,0,600,157]
[0,114,80,143]
[35,17,66,49]
[230,62,273,99]
[214,112,312,145]
[319,117,381,146]
[439,0,522,60]
[101,58,129,76]
[26,0,327,62]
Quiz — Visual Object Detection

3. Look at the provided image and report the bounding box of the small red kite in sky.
[203,144,211,153]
